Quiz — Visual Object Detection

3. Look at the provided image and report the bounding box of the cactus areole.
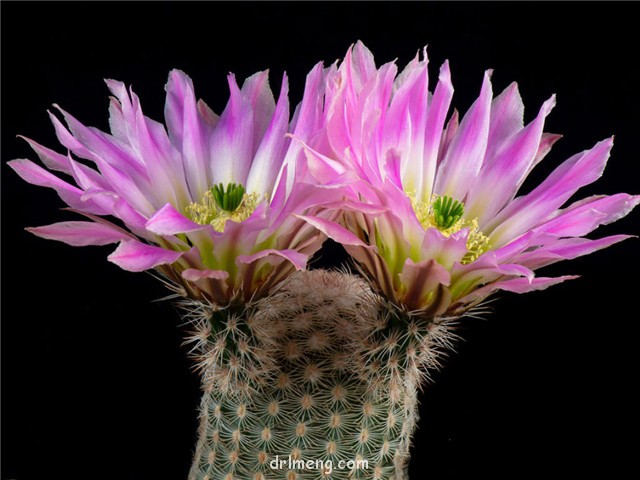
[9,42,638,479]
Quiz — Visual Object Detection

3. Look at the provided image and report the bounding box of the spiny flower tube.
[303,42,639,316]
[9,67,335,306]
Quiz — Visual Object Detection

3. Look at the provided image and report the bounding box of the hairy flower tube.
[301,42,639,315]
[9,66,337,305]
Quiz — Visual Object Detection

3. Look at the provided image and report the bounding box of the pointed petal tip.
[478,69,493,95]
[104,78,124,90]
[167,68,188,82]
[506,81,519,93]
[542,94,557,114]
[7,158,23,171]
[165,69,195,96]
[7,158,50,183]
[598,135,615,148]
[439,60,451,80]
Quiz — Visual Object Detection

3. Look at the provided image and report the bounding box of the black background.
[2,2,639,479]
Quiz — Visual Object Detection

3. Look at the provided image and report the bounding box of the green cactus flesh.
[186,270,457,480]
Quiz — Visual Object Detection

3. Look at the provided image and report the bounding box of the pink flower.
[304,42,638,314]
[9,67,335,305]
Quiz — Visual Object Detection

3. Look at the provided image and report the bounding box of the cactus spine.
[186,270,458,480]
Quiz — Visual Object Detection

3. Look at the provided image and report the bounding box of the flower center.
[186,183,261,232]
[211,182,245,212]
[432,195,465,229]
[409,193,490,264]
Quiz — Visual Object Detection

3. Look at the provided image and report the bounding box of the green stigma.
[211,182,246,212]
[186,183,261,232]
[432,195,465,229]
[408,192,491,264]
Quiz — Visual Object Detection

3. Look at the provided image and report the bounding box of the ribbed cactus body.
[187,270,457,480]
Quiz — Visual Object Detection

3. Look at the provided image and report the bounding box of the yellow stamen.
[409,193,490,264]
[185,189,262,232]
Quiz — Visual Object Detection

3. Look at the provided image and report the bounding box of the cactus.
[185,270,461,480]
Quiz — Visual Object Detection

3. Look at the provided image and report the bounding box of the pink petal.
[516,235,633,269]
[421,227,469,270]
[485,82,524,161]
[279,62,330,198]
[107,240,182,272]
[290,135,348,184]
[67,153,111,192]
[487,137,614,247]
[8,159,103,214]
[533,194,640,238]
[27,221,133,246]
[491,231,537,263]
[19,136,73,175]
[294,215,369,247]
[197,99,220,128]
[48,111,93,158]
[52,105,147,180]
[236,249,308,271]
[421,60,454,201]
[385,52,429,195]
[240,70,276,153]
[455,253,535,282]
[434,70,493,200]
[398,258,451,309]
[164,69,210,199]
[182,268,229,281]
[318,199,388,215]
[467,95,556,225]
[457,275,579,304]
[209,73,255,186]
[451,253,535,299]
[113,198,150,233]
[145,203,209,235]
[350,41,377,86]
[108,95,128,142]
[246,74,290,197]
[91,155,156,215]
[438,108,459,160]
[104,80,138,145]
[531,133,562,171]
[118,82,190,208]
[266,181,358,238]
